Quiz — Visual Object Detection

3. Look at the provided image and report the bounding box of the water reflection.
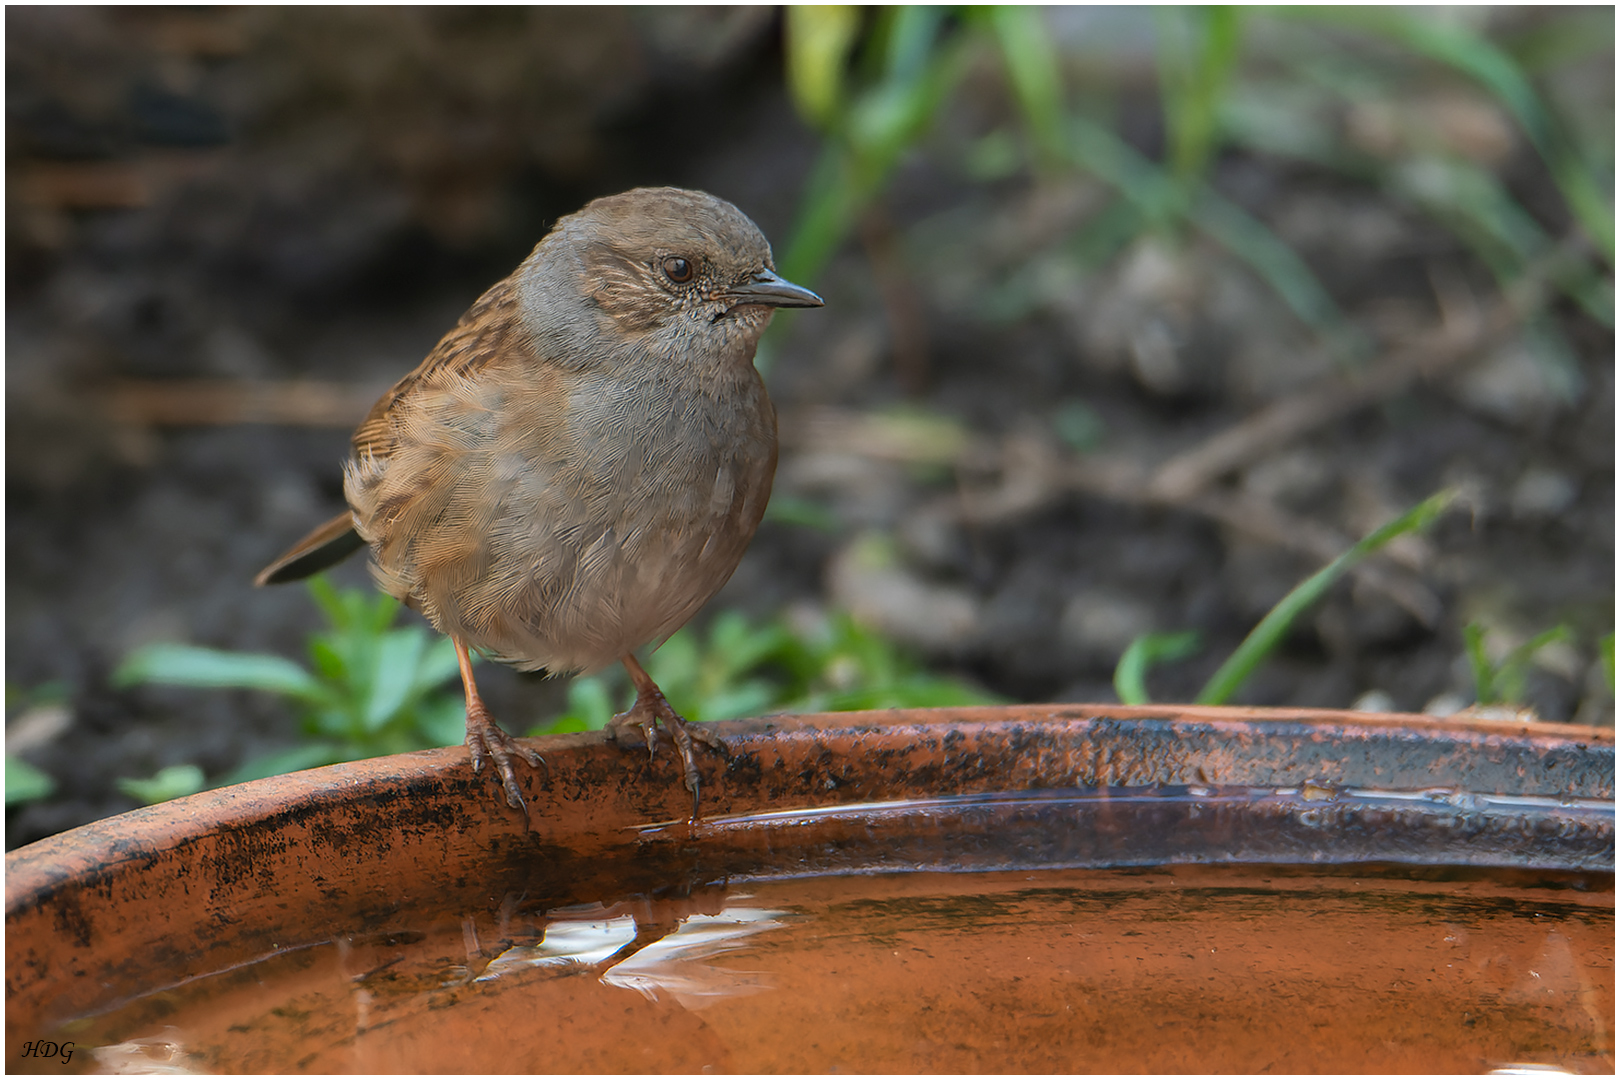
[479,894,789,1010]
[89,1028,194,1074]
[45,865,1611,1074]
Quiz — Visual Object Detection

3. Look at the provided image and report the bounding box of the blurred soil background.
[6,6,1613,848]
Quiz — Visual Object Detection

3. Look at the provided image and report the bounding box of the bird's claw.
[686,723,728,753]
[607,692,726,821]
[606,709,659,759]
[466,709,543,810]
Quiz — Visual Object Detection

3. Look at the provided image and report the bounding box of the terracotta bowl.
[6,705,1613,1070]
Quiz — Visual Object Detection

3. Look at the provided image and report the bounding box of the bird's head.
[519,187,822,370]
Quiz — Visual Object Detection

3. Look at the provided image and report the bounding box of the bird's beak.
[722,269,824,309]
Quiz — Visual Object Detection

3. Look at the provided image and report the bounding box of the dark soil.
[7,8,1612,850]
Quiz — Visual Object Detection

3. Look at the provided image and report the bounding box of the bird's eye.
[662,256,695,284]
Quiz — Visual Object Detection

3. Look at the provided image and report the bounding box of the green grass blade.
[881,4,946,82]
[1495,624,1576,704]
[1463,622,1497,705]
[1602,632,1616,695]
[784,5,862,130]
[983,5,1066,155]
[1282,6,1613,263]
[779,144,865,284]
[1056,113,1361,358]
[1189,184,1368,362]
[1197,490,1457,705]
[1157,6,1244,183]
[1114,631,1204,705]
[1506,7,1615,74]
[1063,114,1178,219]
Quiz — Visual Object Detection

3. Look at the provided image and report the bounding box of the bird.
[255,186,823,817]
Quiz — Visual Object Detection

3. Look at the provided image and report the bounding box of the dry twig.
[104,379,382,428]
[1142,272,1540,503]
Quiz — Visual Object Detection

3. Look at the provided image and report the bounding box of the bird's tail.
[254,512,367,586]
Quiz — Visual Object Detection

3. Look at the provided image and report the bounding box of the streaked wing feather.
[352,277,527,459]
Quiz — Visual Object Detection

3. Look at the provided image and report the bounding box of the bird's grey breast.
[475,356,774,669]
[547,363,772,517]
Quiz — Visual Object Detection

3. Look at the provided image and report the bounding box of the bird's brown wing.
[257,276,529,587]
[352,276,528,459]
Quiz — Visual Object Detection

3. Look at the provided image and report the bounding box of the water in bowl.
[42,860,1612,1074]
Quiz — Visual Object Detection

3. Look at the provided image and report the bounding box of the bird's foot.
[466,703,543,810]
[608,681,726,820]
[606,703,661,760]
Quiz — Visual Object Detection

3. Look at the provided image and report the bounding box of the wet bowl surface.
[6,706,1615,1073]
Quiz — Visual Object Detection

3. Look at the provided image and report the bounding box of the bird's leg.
[608,653,726,819]
[456,637,543,809]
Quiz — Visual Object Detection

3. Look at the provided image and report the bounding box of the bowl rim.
[8,703,1611,900]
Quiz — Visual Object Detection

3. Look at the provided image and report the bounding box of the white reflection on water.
[477,904,787,1010]
[89,1027,195,1074]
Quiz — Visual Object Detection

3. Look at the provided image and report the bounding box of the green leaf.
[530,605,998,736]
[5,755,56,804]
[646,631,701,698]
[306,703,356,741]
[700,681,779,723]
[414,636,464,694]
[362,629,428,732]
[1197,490,1457,705]
[306,575,348,630]
[307,637,348,685]
[707,611,792,684]
[414,692,469,747]
[1506,8,1615,74]
[114,644,330,704]
[777,7,968,287]
[531,676,618,735]
[364,591,403,636]
[778,143,867,283]
[817,674,996,712]
[764,494,841,531]
[1114,631,1204,705]
[534,715,590,735]
[116,764,206,805]
[963,128,1024,181]
[1602,632,1616,695]
[1497,624,1576,705]
[218,743,349,787]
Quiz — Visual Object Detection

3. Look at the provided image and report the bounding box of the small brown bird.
[256,187,822,814]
